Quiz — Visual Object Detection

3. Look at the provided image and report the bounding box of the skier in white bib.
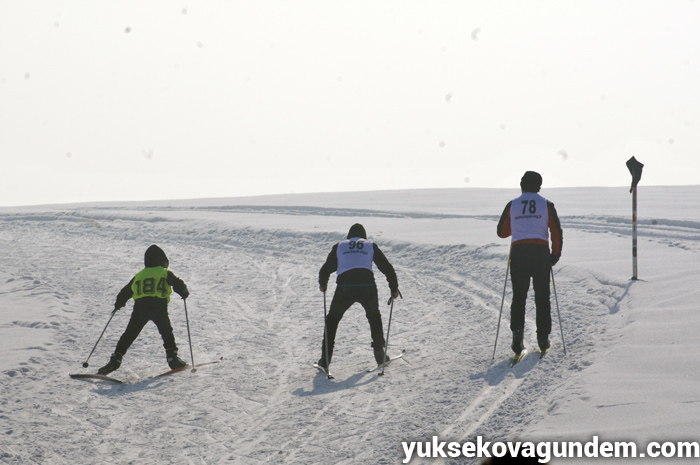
[317,224,401,369]
[497,171,563,355]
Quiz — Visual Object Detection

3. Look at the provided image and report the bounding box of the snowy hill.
[1,186,699,464]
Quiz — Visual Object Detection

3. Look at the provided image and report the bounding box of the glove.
[113,303,124,313]
[180,288,190,299]
[550,254,560,266]
[319,285,327,293]
[387,289,403,305]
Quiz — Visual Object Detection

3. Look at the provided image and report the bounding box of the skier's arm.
[167,271,189,299]
[114,278,134,311]
[318,244,339,291]
[373,244,399,294]
[547,201,563,258]
[496,201,513,238]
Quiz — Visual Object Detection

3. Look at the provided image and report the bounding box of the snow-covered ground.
[1,186,698,464]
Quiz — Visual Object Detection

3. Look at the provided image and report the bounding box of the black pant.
[115,305,177,356]
[321,285,385,362]
[509,244,551,339]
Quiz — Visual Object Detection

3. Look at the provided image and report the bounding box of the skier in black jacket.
[98,245,190,375]
[317,223,401,369]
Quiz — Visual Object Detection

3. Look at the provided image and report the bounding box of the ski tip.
[510,349,528,367]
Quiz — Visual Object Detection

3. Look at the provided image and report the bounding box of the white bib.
[336,238,374,276]
[510,193,549,243]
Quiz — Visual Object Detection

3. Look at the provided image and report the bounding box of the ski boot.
[511,329,525,355]
[316,348,332,370]
[98,352,122,375]
[166,349,186,370]
[372,342,389,366]
[538,335,550,353]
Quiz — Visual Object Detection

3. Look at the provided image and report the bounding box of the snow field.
[1,186,698,464]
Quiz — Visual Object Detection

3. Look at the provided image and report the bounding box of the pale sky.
[1,1,699,206]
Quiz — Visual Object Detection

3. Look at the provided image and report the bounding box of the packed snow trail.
[0,202,640,464]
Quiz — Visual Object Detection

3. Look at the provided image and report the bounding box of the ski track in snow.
[0,205,692,464]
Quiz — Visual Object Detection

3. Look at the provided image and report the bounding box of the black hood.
[347,223,367,239]
[144,244,169,268]
[520,171,542,193]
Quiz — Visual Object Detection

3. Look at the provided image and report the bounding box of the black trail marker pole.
[626,157,644,280]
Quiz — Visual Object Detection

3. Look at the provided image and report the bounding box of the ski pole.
[551,269,567,355]
[379,297,395,376]
[82,309,117,368]
[322,291,331,379]
[492,250,511,360]
[183,299,197,372]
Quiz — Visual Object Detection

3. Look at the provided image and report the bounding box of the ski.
[510,349,528,367]
[155,366,187,377]
[368,349,406,373]
[69,373,123,384]
[69,357,223,384]
[313,363,334,379]
[154,356,224,377]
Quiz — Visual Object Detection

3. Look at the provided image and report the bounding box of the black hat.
[520,171,542,193]
[144,244,169,268]
[347,223,367,239]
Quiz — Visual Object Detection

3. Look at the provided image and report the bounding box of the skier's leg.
[358,286,386,363]
[509,247,531,354]
[320,288,354,364]
[99,307,147,374]
[509,252,530,333]
[152,307,185,368]
[114,307,149,356]
[151,307,178,352]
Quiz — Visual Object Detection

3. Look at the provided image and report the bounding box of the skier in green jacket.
[98,245,189,375]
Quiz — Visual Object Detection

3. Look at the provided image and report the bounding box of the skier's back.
[317,223,401,369]
[497,171,563,354]
[98,245,190,375]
